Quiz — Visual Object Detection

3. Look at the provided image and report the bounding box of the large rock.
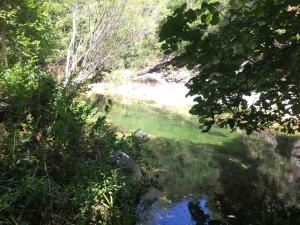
[188,200,209,224]
[285,140,300,183]
[135,130,150,140]
[257,131,278,149]
[162,67,192,83]
[133,72,163,85]
[111,150,142,179]
[291,140,300,168]
[136,67,194,85]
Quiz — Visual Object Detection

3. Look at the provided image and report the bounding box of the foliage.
[44,0,74,60]
[0,1,165,223]
[0,64,150,224]
[44,0,171,84]
[0,0,55,66]
[42,0,185,82]
[118,0,187,70]
[159,0,300,134]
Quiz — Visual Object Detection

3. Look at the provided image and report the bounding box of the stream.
[108,103,300,225]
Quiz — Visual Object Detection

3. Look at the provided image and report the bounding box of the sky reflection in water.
[149,199,210,225]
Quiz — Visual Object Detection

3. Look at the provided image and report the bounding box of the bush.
[0,0,55,66]
[0,63,149,224]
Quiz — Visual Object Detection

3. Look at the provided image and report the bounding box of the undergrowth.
[0,63,152,225]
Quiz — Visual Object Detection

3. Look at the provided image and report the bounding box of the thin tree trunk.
[64,9,77,86]
[0,34,7,66]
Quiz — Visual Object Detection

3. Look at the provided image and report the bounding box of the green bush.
[0,64,149,224]
[0,0,55,66]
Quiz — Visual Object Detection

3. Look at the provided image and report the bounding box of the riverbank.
[89,65,195,116]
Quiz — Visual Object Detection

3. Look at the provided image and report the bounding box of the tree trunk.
[0,34,7,66]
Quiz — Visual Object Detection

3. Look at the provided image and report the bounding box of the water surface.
[108,103,300,225]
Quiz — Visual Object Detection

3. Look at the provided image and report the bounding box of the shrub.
[0,63,149,224]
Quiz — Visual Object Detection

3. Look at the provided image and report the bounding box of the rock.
[140,189,159,209]
[0,102,10,122]
[291,140,300,168]
[135,130,150,140]
[0,102,10,112]
[257,131,278,149]
[136,188,160,224]
[162,67,192,83]
[136,66,194,85]
[138,55,175,76]
[137,54,195,84]
[134,72,163,85]
[286,140,300,182]
[111,150,142,179]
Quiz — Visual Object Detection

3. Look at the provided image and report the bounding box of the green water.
[108,103,236,145]
[108,104,236,201]
[108,103,300,225]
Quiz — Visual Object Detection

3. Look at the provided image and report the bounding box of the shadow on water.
[148,139,218,196]
[105,103,300,224]
[143,136,300,225]
[210,136,300,225]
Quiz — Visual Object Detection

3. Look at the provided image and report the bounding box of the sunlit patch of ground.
[89,69,195,116]
[90,82,194,115]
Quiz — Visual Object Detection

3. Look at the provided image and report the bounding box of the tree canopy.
[159,0,300,134]
[0,0,55,66]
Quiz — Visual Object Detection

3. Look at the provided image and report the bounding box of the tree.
[159,0,300,134]
[0,0,55,66]
[62,0,170,85]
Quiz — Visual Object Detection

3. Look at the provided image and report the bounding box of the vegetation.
[0,63,146,224]
[159,0,300,134]
[42,0,180,84]
[1,0,300,224]
[0,0,164,224]
[0,0,55,66]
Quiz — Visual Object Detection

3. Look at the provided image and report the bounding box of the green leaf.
[201,13,212,24]
[210,2,221,7]
[161,43,169,50]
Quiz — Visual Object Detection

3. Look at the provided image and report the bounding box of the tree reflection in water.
[188,200,223,225]
[211,136,300,225]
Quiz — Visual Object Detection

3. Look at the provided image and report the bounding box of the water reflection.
[143,136,300,224]
[188,200,225,225]
[107,103,300,224]
[147,198,210,225]
[141,198,226,225]
[211,137,300,224]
